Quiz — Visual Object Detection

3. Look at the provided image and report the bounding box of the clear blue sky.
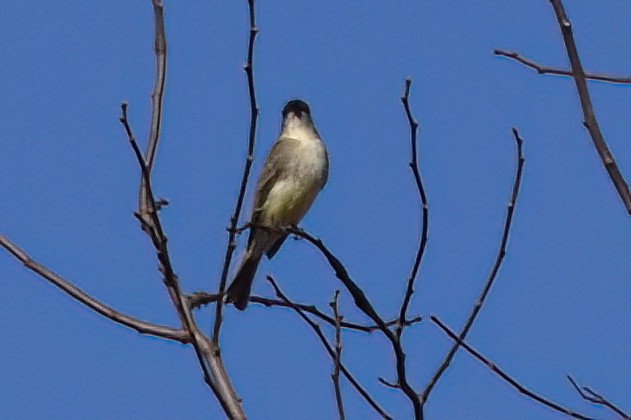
[1,1,630,419]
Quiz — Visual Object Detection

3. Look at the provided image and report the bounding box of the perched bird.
[226,99,329,310]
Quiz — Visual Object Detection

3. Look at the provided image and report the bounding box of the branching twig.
[287,227,422,418]
[0,235,188,343]
[329,290,345,420]
[431,317,592,420]
[421,128,525,406]
[397,78,429,339]
[550,1,631,213]
[120,101,245,419]
[266,277,391,420]
[213,0,260,342]
[567,375,630,419]
[188,291,421,332]
[119,3,245,416]
[494,49,631,84]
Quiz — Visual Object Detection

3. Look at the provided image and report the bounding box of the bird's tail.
[226,250,263,310]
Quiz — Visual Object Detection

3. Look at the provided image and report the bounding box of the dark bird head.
[282,99,311,120]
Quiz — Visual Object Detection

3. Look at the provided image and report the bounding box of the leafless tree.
[2,1,628,419]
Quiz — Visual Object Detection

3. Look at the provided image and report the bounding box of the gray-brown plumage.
[226,99,329,310]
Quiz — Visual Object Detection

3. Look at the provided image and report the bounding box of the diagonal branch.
[213,0,260,343]
[431,317,592,420]
[567,375,629,419]
[397,78,429,339]
[188,291,421,333]
[494,49,631,84]
[548,0,631,214]
[266,276,391,420]
[120,101,245,419]
[421,128,525,406]
[288,227,423,418]
[0,234,188,343]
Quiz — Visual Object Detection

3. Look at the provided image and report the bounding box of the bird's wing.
[248,137,300,246]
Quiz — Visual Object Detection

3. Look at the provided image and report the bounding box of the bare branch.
[397,78,429,339]
[188,291,421,333]
[0,235,188,343]
[494,49,631,84]
[431,317,592,420]
[421,128,525,406]
[213,0,260,343]
[329,290,345,420]
[266,277,392,420]
[120,100,245,419]
[567,375,629,419]
[548,0,631,214]
[287,227,423,418]
[377,377,400,389]
[119,4,245,415]
[139,0,168,211]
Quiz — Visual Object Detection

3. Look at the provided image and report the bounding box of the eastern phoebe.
[226,99,329,310]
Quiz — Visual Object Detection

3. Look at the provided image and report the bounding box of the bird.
[226,99,329,310]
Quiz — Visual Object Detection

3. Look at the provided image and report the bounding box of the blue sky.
[1,1,630,419]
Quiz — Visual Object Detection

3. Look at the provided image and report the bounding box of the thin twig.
[431,317,592,420]
[213,0,260,343]
[567,375,630,419]
[494,49,631,84]
[287,227,423,418]
[421,128,525,406]
[267,277,391,420]
[189,291,421,332]
[397,78,429,339]
[548,0,631,214]
[329,291,345,420]
[139,0,168,212]
[0,235,188,343]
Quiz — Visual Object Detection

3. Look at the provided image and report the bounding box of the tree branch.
[548,0,631,214]
[397,78,429,339]
[287,227,423,419]
[213,0,260,343]
[421,128,525,406]
[567,375,629,419]
[431,317,592,420]
[119,3,245,415]
[120,100,245,419]
[266,276,391,420]
[0,235,188,343]
[329,290,345,420]
[188,291,421,333]
[494,49,631,84]
[139,0,167,212]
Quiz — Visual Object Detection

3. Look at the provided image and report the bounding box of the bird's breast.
[261,137,328,226]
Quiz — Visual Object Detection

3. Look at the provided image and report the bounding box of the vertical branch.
[549,0,631,214]
[420,128,525,406]
[139,0,168,213]
[329,290,345,420]
[213,0,260,342]
[397,78,429,338]
[119,3,245,417]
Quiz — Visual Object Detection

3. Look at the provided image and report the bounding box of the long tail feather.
[226,252,262,310]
